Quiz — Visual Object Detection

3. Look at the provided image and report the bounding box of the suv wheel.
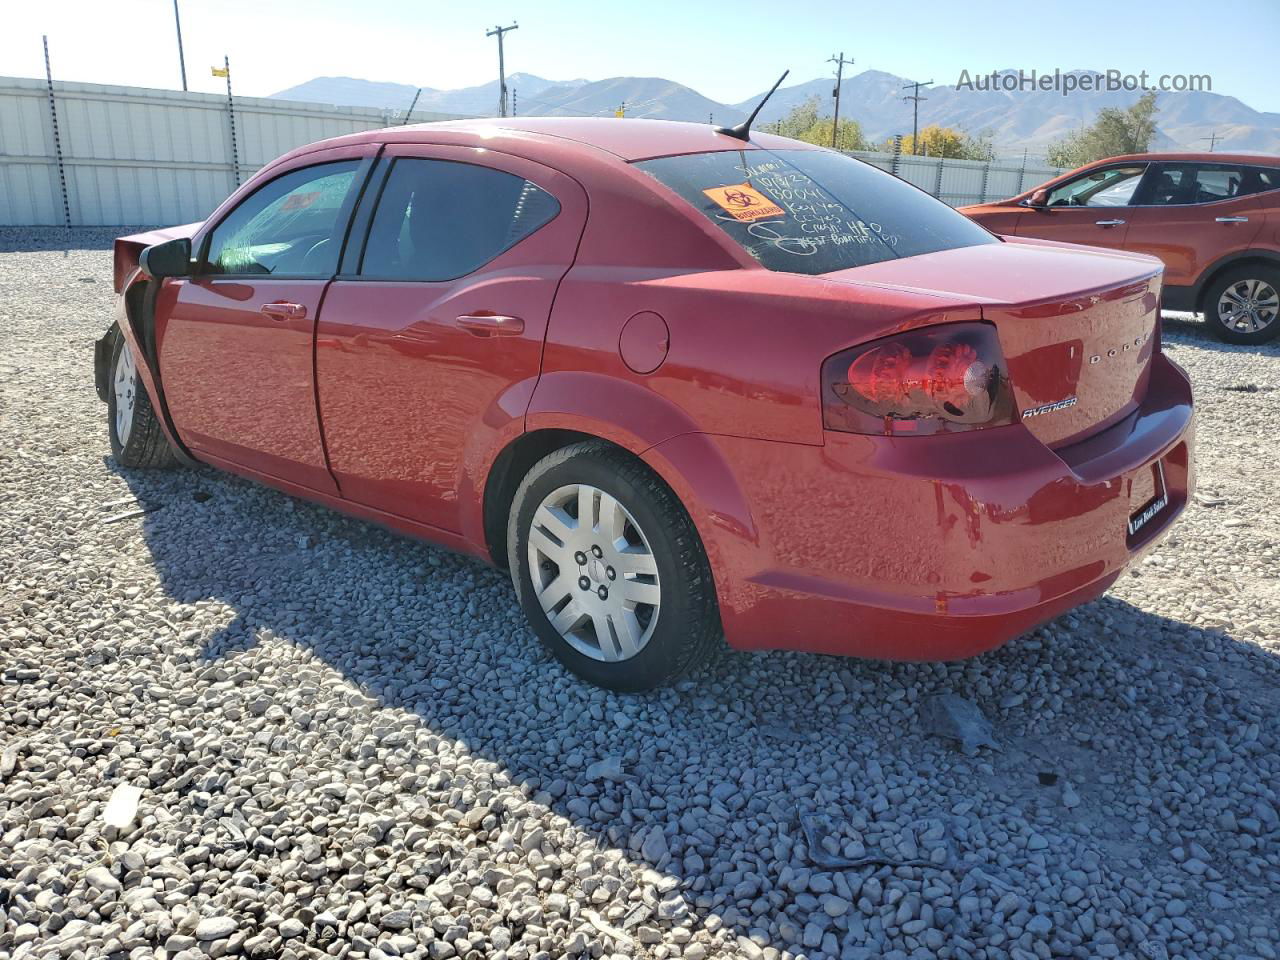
[1204,266,1280,344]
[507,442,721,691]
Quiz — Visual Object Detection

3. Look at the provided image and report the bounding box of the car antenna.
[716,70,789,142]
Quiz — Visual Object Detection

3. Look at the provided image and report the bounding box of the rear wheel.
[1204,266,1280,344]
[107,334,178,469]
[507,442,721,691]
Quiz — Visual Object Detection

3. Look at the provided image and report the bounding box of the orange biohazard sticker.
[702,183,785,222]
[281,191,320,211]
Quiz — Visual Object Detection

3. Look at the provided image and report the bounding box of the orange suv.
[961,153,1280,343]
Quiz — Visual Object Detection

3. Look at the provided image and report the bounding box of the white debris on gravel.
[102,783,144,832]
[1,227,1278,960]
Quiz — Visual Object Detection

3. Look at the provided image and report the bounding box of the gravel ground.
[2,226,1278,960]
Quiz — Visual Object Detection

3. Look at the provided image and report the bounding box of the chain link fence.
[845,147,1062,207]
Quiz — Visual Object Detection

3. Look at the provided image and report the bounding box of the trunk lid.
[822,237,1163,447]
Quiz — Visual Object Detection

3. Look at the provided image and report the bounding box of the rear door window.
[1144,163,1276,205]
[203,161,359,276]
[359,158,560,281]
[635,149,996,275]
[1192,166,1246,202]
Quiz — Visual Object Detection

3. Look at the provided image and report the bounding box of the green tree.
[1047,92,1159,168]
[881,124,994,160]
[774,96,821,139]
[772,96,870,152]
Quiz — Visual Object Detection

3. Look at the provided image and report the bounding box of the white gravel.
[2,227,1279,960]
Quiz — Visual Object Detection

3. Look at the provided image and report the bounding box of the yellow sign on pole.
[211,66,228,78]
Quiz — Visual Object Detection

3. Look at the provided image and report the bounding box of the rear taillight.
[822,322,1015,436]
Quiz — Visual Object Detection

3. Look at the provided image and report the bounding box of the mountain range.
[271,69,1280,157]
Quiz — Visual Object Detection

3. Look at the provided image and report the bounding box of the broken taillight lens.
[822,323,1015,436]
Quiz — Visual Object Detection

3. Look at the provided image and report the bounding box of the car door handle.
[260,301,307,321]
[1094,219,1126,227]
[455,313,524,337]
[1215,216,1250,223]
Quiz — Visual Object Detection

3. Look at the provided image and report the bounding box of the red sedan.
[96,118,1194,691]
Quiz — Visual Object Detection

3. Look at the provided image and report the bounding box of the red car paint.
[112,118,1194,662]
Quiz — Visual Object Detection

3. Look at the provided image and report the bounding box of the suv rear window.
[635,149,996,275]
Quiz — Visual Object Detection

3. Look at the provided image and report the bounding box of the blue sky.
[4,0,1279,112]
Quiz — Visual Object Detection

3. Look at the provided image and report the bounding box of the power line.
[1200,130,1219,152]
[828,52,854,149]
[902,78,933,154]
[485,22,518,117]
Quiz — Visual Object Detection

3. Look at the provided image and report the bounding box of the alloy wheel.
[1217,278,1279,334]
[526,483,661,662]
[113,346,136,446]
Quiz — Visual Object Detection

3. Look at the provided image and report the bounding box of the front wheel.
[1204,266,1280,344]
[107,334,178,469]
[507,442,721,691]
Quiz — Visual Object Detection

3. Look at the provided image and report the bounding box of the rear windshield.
[635,148,997,275]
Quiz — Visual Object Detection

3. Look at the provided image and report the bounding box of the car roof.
[334,116,819,163]
[1093,151,1280,167]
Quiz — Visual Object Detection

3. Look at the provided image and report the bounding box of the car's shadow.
[104,455,1280,955]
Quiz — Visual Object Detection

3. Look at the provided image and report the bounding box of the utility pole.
[828,52,854,149]
[486,22,518,117]
[513,88,518,116]
[1200,130,1219,152]
[172,0,187,91]
[902,78,933,154]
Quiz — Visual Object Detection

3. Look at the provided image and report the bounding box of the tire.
[1203,266,1280,345]
[107,333,178,469]
[507,441,721,691]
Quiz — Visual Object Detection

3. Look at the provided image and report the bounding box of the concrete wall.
[0,77,465,226]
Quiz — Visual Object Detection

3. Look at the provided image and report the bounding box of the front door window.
[1046,166,1147,207]
[203,162,359,276]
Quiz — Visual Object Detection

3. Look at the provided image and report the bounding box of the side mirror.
[1025,188,1050,209]
[138,237,192,279]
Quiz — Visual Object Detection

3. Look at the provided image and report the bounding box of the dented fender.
[105,268,200,467]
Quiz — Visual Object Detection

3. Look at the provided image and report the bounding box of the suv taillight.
[822,323,1015,436]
